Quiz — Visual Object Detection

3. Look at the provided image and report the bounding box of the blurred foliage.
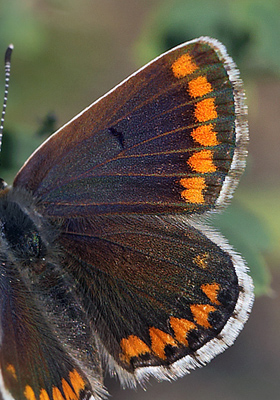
[35,112,58,137]
[238,187,280,261]
[0,124,44,183]
[0,0,47,57]
[136,0,280,78]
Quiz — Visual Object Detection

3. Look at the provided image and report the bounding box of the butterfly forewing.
[14,38,246,218]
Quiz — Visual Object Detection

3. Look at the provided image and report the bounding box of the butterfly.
[0,37,254,400]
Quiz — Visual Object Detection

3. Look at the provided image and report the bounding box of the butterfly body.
[0,37,253,400]
[0,188,50,269]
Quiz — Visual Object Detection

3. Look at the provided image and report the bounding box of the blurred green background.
[0,0,279,399]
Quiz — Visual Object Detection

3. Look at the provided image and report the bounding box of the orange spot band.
[40,389,50,400]
[69,370,86,397]
[62,379,79,400]
[190,304,216,328]
[180,176,205,203]
[188,149,216,173]
[149,327,178,359]
[6,364,17,380]
[169,317,197,346]
[24,386,36,400]
[188,76,212,98]
[172,54,198,78]
[53,387,64,400]
[193,253,209,269]
[191,124,219,146]
[201,283,221,305]
[120,335,150,363]
[195,98,217,122]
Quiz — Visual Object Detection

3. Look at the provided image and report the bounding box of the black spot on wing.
[109,127,125,149]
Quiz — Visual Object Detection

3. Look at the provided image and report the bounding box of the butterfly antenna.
[0,44,13,154]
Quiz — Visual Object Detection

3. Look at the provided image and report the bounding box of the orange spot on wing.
[53,387,64,400]
[149,327,178,359]
[201,283,221,305]
[40,389,50,400]
[188,76,212,98]
[69,370,86,397]
[62,379,79,400]
[190,304,216,328]
[180,176,205,203]
[6,364,17,380]
[169,317,197,346]
[120,335,150,363]
[188,149,216,173]
[195,98,217,122]
[172,54,198,78]
[24,386,36,400]
[193,253,209,269]
[191,124,219,146]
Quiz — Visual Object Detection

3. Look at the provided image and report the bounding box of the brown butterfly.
[0,37,253,400]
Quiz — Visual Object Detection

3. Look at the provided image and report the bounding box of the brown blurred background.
[0,0,279,399]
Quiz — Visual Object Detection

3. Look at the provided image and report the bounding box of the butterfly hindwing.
[57,214,252,381]
[0,260,101,400]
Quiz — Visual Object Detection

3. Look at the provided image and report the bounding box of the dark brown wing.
[14,38,247,218]
[57,214,252,379]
